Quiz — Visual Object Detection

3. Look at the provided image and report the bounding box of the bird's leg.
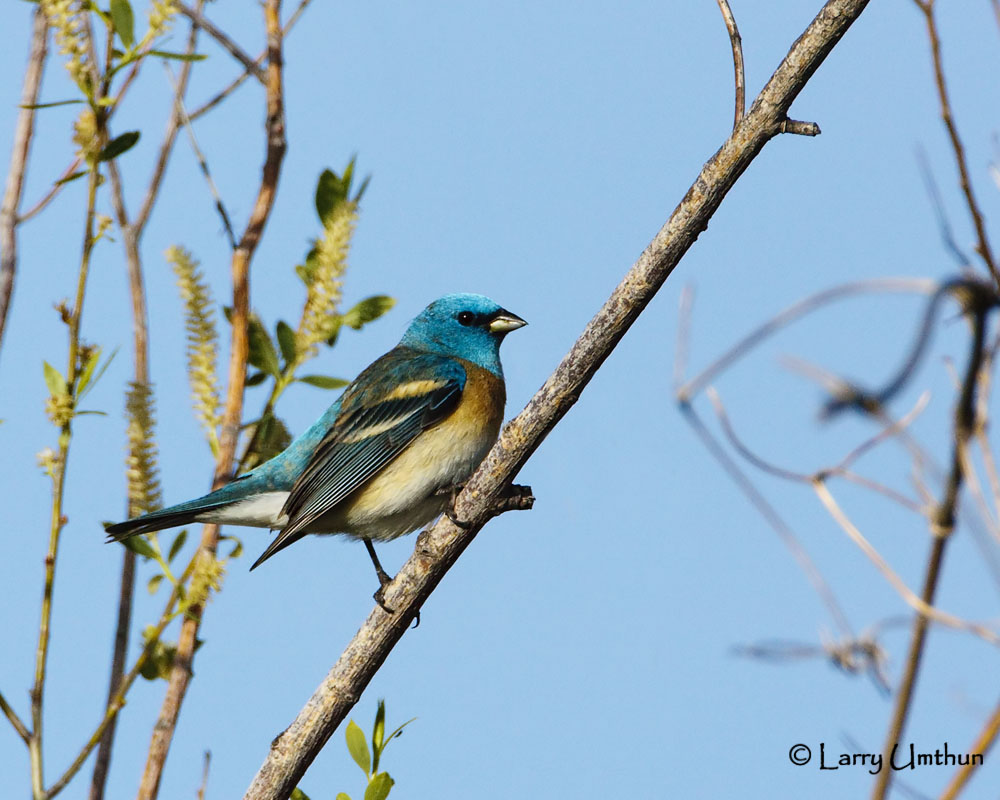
[436,482,473,529]
[365,538,395,613]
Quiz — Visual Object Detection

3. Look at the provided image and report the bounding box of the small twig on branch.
[244,3,874,795]
[779,118,821,136]
[913,0,999,285]
[716,0,745,130]
[137,3,286,797]
[197,751,212,800]
[176,3,266,84]
[0,6,47,359]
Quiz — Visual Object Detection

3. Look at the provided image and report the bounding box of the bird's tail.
[105,494,232,541]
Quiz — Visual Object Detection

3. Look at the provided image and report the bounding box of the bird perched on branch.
[106,293,526,596]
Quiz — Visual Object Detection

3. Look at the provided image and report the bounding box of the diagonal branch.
[243,1,874,796]
[176,3,266,84]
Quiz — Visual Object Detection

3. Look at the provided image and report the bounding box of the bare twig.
[681,401,853,636]
[913,0,998,284]
[916,146,972,269]
[0,688,31,744]
[872,295,992,799]
[813,481,999,646]
[0,6,47,359]
[176,3,266,83]
[197,752,212,800]
[677,278,936,402]
[188,0,313,122]
[244,3,875,795]
[162,62,237,249]
[716,0,745,130]
[137,3,286,797]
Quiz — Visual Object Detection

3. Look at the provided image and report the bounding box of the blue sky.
[2,1,1000,798]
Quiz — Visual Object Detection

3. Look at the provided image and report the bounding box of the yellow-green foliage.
[296,199,358,356]
[40,0,91,92]
[167,245,221,452]
[125,381,162,516]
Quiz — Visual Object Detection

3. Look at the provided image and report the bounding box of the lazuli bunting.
[107,293,526,587]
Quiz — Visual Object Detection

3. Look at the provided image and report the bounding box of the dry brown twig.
[242,2,873,796]
[136,2,287,797]
[716,0,745,130]
[176,2,266,83]
[912,0,998,285]
[0,6,47,359]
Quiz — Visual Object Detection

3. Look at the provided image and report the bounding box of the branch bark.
[136,2,286,798]
[243,1,872,796]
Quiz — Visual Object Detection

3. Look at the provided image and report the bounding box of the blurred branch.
[813,481,999,646]
[873,290,993,800]
[716,0,745,130]
[176,3,266,83]
[676,277,936,402]
[913,0,998,284]
[916,146,972,269]
[244,2,876,795]
[939,696,1000,800]
[0,6,47,359]
[137,2,287,797]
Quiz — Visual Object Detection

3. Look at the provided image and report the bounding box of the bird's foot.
[373,568,394,614]
[437,482,473,529]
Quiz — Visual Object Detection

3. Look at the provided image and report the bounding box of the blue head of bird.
[401,293,526,376]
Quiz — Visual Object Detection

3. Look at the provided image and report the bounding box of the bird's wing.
[250,350,466,569]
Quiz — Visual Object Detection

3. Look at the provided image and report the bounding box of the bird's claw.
[437,482,473,528]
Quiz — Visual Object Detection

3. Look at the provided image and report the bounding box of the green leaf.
[345,720,371,777]
[121,535,156,560]
[20,99,83,110]
[55,170,87,186]
[224,535,243,559]
[341,296,395,330]
[315,168,346,224]
[364,773,394,800]
[147,573,164,594]
[110,0,135,48]
[354,174,371,204]
[297,375,349,390]
[335,795,352,800]
[76,347,102,397]
[42,361,67,397]
[253,414,292,465]
[97,130,140,162]
[246,371,268,387]
[248,315,281,378]
[276,320,297,366]
[147,50,208,62]
[372,699,386,765]
[289,788,311,800]
[168,529,187,562]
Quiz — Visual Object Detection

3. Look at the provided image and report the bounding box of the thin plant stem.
[30,164,100,800]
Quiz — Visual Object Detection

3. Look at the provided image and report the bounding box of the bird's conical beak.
[488,309,527,334]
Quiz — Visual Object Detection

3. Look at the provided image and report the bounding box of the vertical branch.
[89,10,203,799]
[31,162,101,800]
[136,3,286,798]
[871,302,989,800]
[0,7,47,360]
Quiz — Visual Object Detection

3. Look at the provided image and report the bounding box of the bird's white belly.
[196,491,289,528]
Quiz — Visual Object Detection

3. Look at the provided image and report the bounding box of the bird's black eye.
[457,311,476,326]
